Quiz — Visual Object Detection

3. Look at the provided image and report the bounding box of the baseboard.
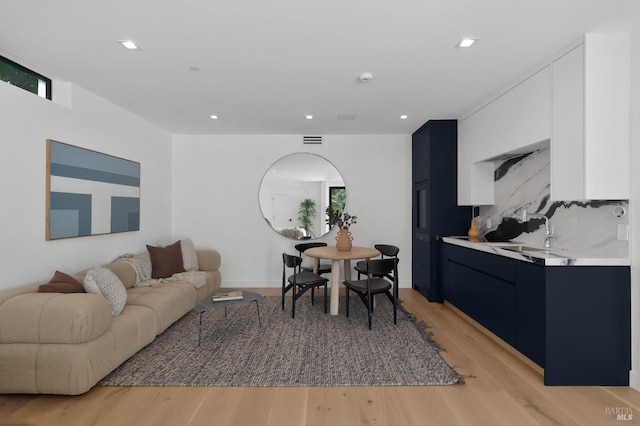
[630,370,640,391]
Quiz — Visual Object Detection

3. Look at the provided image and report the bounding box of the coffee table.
[193,288,262,345]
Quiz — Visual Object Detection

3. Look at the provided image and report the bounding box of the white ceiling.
[2,1,639,135]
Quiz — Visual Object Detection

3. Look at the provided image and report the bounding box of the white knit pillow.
[181,239,199,271]
[83,267,127,316]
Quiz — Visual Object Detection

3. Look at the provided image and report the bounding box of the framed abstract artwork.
[46,140,141,240]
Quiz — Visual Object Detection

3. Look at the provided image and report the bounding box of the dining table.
[304,245,380,315]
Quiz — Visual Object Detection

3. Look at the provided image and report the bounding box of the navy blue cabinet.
[544,267,631,385]
[446,245,517,346]
[515,262,545,367]
[442,242,631,386]
[412,120,471,302]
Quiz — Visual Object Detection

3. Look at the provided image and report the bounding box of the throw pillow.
[37,270,85,293]
[181,238,199,271]
[147,240,185,279]
[83,267,127,316]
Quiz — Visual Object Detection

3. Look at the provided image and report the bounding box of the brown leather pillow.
[37,270,85,293]
[147,241,186,279]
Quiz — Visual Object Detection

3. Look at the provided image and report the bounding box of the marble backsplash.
[476,147,629,257]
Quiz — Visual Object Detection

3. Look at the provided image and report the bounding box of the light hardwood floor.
[1,288,638,426]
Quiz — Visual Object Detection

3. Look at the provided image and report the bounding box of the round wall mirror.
[259,153,346,240]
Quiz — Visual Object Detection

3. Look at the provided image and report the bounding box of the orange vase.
[468,218,481,242]
[336,228,353,251]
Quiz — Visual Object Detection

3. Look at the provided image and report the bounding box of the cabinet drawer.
[447,244,517,282]
[448,261,516,345]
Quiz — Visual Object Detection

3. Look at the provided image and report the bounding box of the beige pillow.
[83,267,127,316]
[181,239,199,271]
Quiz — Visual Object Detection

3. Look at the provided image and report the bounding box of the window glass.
[0,56,51,100]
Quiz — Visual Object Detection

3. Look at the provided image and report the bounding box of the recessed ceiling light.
[457,38,476,48]
[209,115,219,120]
[358,72,374,83]
[305,115,313,120]
[118,40,139,50]
[400,115,408,120]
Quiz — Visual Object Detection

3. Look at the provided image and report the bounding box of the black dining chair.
[354,244,399,280]
[295,242,332,275]
[282,252,329,318]
[344,258,398,329]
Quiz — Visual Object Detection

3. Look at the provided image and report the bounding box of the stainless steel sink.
[496,245,567,257]
[502,246,549,252]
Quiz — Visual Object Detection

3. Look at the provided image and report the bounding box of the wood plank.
[0,288,639,425]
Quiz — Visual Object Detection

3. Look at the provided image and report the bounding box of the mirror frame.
[258,153,346,240]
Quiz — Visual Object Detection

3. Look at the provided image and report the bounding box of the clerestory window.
[0,55,52,100]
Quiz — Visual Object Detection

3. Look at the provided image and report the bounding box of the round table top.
[305,245,380,260]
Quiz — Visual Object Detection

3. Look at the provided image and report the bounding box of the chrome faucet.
[520,209,554,248]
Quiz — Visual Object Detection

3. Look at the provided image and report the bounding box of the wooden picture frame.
[46,139,141,240]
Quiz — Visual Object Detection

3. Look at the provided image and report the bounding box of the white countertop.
[441,236,630,267]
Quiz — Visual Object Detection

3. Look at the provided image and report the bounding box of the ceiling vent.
[303,135,323,144]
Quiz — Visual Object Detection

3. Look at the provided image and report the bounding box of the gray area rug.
[100,296,460,387]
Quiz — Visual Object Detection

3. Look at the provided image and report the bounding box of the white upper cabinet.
[458,66,551,206]
[457,120,494,206]
[551,34,630,201]
[469,67,551,163]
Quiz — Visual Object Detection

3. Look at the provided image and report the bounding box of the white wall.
[629,20,640,390]
[171,134,412,288]
[0,81,173,291]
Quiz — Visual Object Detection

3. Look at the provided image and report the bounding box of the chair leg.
[393,286,398,325]
[292,286,296,318]
[346,288,350,317]
[282,284,285,310]
[311,287,315,305]
[367,293,373,330]
[323,284,327,313]
[384,290,397,325]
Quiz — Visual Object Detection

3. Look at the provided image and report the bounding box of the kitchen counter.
[441,236,629,266]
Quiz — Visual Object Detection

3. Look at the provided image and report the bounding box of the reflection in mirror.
[259,153,346,240]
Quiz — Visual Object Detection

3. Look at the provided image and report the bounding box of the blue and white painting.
[47,140,140,240]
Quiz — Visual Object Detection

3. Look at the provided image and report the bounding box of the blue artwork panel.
[111,197,140,232]
[49,192,92,238]
[49,141,140,186]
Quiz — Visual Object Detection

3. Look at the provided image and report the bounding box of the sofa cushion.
[83,268,127,316]
[126,282,197,334]
[0,293,112,344]
[196,250,221,272]
[103,260,138,289]
[147,241,185,279]
[37,271,85,293]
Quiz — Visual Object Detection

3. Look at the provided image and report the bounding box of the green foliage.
[325,207,357,229]
[0,61,38,95]
[330,188,346,213]
[298,198,317,237]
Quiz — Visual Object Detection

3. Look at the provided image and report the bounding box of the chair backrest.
[375,244,399,258]
[282,252,303,269]
[365,258,398,282]
[294,242,328,255]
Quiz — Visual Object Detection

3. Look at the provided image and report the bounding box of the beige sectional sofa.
[0,249,221,395]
